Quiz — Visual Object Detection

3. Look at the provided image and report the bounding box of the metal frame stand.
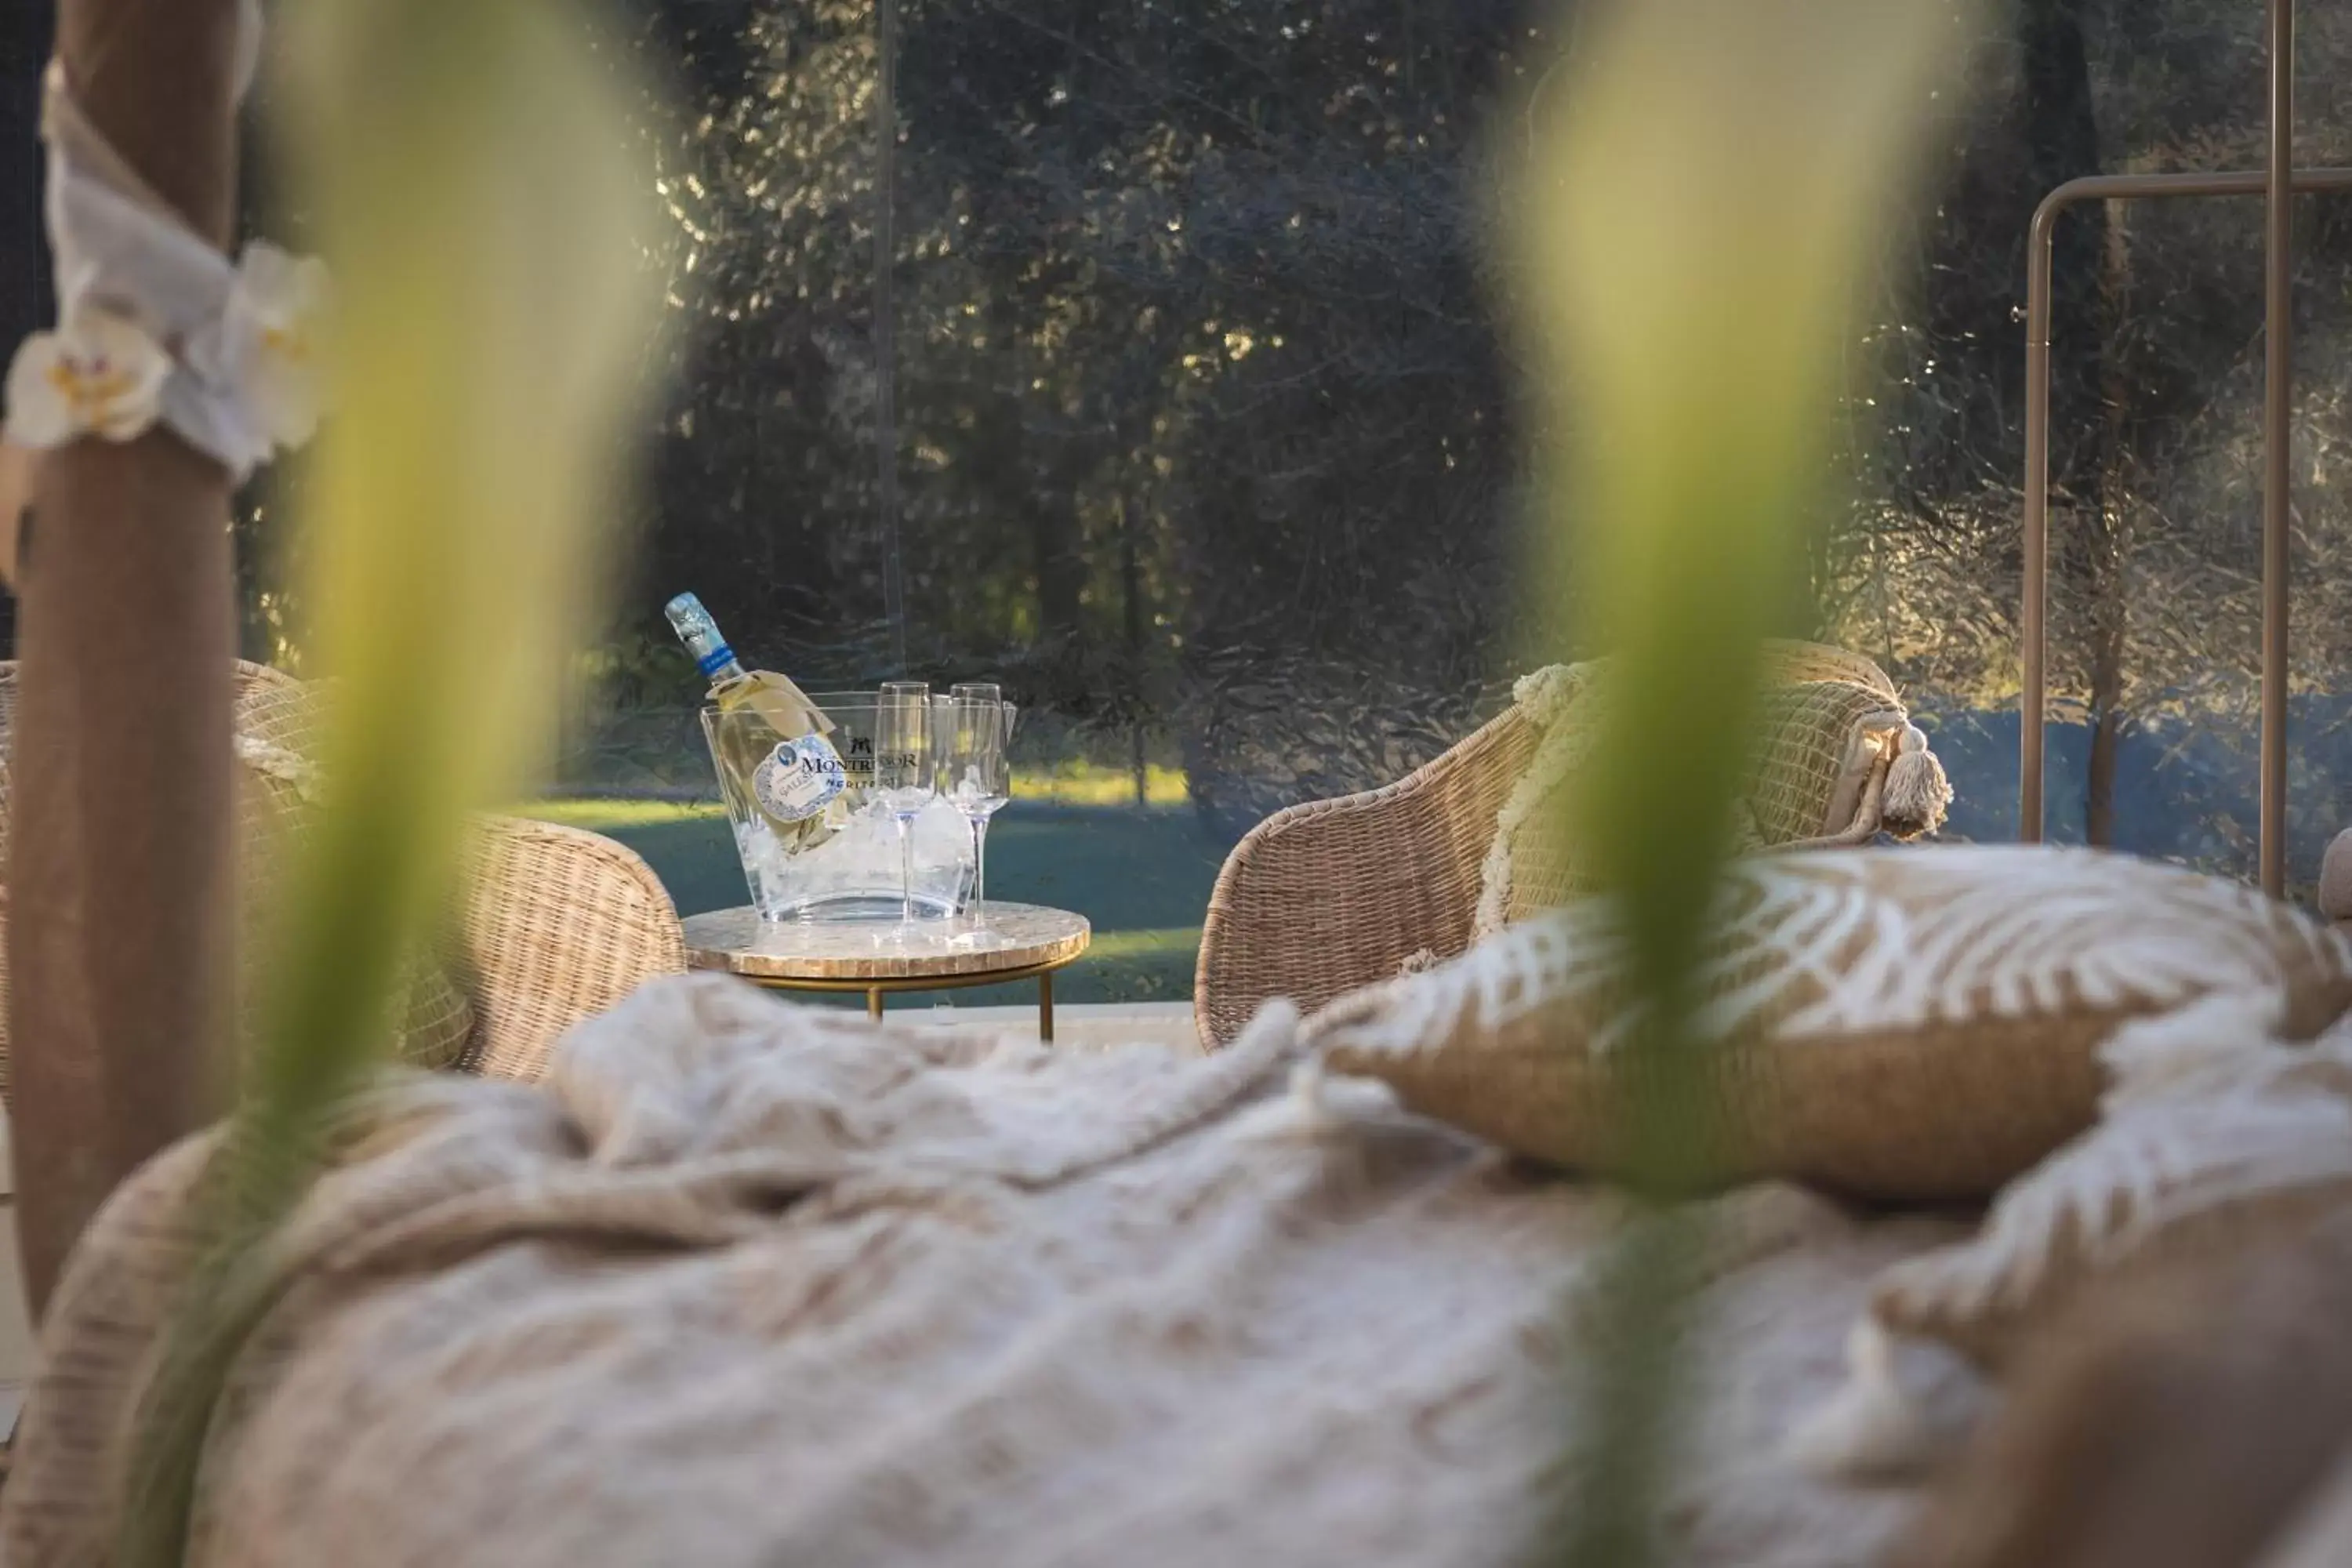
[2019,0,2312,896]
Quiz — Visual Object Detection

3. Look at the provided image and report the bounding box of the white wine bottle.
[666,592,845,853]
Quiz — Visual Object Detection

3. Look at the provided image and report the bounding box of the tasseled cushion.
[1308,844,2352,1203]
[1471,640,1949,941]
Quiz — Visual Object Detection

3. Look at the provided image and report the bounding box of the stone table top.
[682,902,1091,983]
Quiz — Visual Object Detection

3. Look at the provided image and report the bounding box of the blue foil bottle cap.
[663,592,739,681]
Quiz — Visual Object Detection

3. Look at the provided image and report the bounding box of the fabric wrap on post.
[1,0,319,506]
[40,76,266,475]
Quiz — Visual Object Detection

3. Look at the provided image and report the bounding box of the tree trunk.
[2085,200,2132,849]
[2020,0,2103,412]
[873,0,905,670]
[1119,492,1146,805]
[1030,461,1087,673]
[2018,0,2111,843]
[10,0,241,1315]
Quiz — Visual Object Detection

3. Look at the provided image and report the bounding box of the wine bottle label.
[753,733,848,822]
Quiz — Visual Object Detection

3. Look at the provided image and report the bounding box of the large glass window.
[1824,0,2352,894]
[8,0,2351,997]
[554,0,1541,1000]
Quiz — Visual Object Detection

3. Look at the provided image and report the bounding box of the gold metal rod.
[2263,0,2296,896]
[2017,161,2352,853]
[2021,194,2056,844]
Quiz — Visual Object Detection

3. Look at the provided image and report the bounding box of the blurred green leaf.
[118,3,664,1563]
[1509,2,1970,1563]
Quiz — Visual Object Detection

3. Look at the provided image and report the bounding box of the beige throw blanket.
[4,977,1962,1567]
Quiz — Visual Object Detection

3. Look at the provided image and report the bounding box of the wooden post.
[9,0,243,1313]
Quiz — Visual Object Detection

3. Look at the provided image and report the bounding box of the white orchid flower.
[2,307,171,448]
[227,242,332,453]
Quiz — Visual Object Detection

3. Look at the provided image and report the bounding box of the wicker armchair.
[0,660,688,1090]
[1192,644,1918,1051]
[1193,706,1539,1051]
[452,814,688,1080]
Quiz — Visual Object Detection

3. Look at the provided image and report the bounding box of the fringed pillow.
[1787,996,2352,1482]
[1866,998,2352,1369]
[1470,641,1949,941]
[1469,661,1606,938]
[1306,845,2352,1203]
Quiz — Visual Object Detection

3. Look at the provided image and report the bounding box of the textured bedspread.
[2,976,1963,1567]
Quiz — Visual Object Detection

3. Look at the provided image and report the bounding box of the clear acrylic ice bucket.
[701,692,972,922]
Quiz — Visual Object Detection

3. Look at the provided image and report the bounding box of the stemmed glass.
[938,685,1015,923]
[875,681,933,924]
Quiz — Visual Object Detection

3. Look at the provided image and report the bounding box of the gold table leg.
[743,960,1076,1035]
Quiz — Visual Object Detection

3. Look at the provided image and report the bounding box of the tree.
[611,0,1537,831]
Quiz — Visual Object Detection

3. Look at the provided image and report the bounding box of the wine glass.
[876,681,933,924]
[938,688,1015,922]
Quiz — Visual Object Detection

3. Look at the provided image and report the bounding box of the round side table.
[681,902,1091,1041]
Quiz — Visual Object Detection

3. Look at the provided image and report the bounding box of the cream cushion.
[1307,845,2352,1202]
[1471,641,1937,939]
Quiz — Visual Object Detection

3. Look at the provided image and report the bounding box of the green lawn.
[519,798,1231,1007]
